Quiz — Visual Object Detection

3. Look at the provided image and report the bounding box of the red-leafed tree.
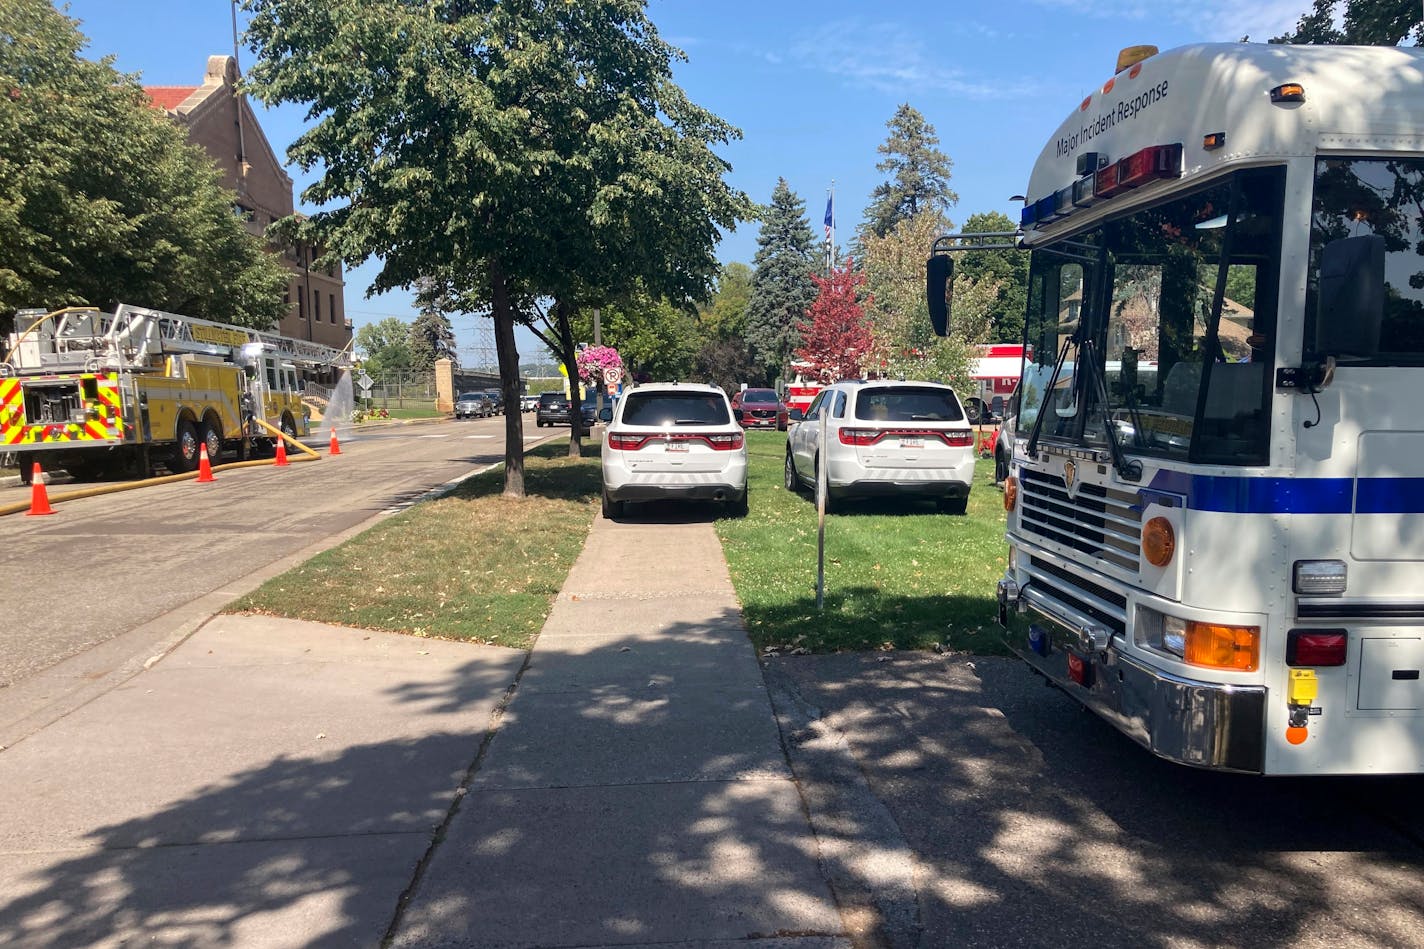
[795,260,874,382]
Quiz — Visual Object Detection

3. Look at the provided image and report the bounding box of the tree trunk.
[490,259,525,497]
[555,299,583,460]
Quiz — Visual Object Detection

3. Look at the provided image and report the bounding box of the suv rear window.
[854,387,964,422]
[621,392,731,426]
[539,392,565,404]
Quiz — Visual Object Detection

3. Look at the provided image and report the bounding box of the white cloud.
[789,19,1034,100]
[1026,0,1305,41]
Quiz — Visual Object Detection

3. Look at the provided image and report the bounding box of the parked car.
[536,391,593,431]
[454,391,492,419]
[730,387,789,431]
[520,394,539,413]
[536,392,571,427]
[601,382,748,519]
[785,380,974,514]
[482,389,505,415]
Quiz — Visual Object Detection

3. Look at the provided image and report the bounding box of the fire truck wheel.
[200,421,223,463]
[280,414,297,440]
[171,419,200,473]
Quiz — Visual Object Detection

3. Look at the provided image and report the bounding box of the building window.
[297,289,305,320]
[313,289,321,322]
[330,293,336,323]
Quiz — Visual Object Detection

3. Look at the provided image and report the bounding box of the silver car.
[785,380,975,513]
[454,392,491,419]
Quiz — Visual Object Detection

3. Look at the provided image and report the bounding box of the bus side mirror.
[926,255,952,337]
[1316,234,1384,360]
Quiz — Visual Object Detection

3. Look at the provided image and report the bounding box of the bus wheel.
[171,419,200,473]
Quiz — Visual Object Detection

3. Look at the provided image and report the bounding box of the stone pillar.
[434,358,455,413]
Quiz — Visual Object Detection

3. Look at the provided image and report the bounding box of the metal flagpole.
[826,181,835,275]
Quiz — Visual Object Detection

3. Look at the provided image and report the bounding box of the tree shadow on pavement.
[0,615,845,948]
[765,652,1424,949]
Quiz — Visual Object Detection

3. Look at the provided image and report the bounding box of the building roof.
[143,86,199,112]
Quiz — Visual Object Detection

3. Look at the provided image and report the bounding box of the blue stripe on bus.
[1143,472,1355,514]
[1356,478,1424,514]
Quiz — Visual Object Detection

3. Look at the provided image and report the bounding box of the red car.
[730,387,789,431]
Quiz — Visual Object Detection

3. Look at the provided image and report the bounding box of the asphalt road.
[0,415,550,689]
[765,652,1424,949]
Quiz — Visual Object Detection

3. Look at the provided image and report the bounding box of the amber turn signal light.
[1142,516,1175,567]
[1003,475,1018,512]
[1184,621,1259,672]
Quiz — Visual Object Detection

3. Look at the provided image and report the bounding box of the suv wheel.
[783,451,800,492]
[601,490,624,519]
[995,444,1010,485]
[937,496,969,515]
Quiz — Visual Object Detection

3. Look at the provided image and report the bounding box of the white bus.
[928,42,1424,775]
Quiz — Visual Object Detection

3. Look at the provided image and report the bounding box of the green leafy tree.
[700,262,753,339]
[571,292,699,383]
[862,104,958,240]
[243,0,746,489]
[0,0,289,334]
[861,212,979,388]
[955,211,1029,344]
[408,310,456,371]
[355,317,414,377]
[744,179,818,384]
[1270,0,1423,45]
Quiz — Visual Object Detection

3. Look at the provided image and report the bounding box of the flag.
[823,196,834,245]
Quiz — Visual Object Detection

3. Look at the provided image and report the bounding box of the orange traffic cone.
[329,427,341,455]
[274,437,289,467]
[196,443,216,483]
[27,463,55,516]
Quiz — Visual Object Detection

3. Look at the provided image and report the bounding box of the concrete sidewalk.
[390,511,845,948]
[0,510,847,947]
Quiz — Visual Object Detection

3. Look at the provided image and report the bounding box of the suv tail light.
[839,428,881,446]
[839,428,974,447]
[707,431,744,450]
[608,432,649,450]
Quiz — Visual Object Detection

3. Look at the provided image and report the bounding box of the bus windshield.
[1019,166,1285,467]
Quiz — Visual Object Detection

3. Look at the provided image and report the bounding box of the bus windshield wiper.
[1080,337,1142,482]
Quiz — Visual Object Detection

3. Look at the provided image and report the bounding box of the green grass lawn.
[227,441,598,648]
[716,431,1009,655]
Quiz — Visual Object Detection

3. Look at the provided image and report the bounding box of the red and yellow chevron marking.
[0,377,24,445]
[1,374,124,445]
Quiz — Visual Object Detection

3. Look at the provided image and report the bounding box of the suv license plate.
[666,441,689,452]
[899,437,924,449]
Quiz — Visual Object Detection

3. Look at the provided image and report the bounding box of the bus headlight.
[1293,560,1346,595]
[1137,608,1259,672]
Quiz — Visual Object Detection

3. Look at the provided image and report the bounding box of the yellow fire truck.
[1,303,350,481]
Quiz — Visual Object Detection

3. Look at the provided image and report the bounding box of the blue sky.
[58,0,1308,362]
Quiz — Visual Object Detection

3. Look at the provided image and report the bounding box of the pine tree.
[744,179,819,384]
[409,310,457,371]
[795,260,873,382]
[862,104,958,239]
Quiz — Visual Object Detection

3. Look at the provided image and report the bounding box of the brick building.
[144,56,350,350]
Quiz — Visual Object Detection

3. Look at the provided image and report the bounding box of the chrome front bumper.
[998,576,1266,773]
